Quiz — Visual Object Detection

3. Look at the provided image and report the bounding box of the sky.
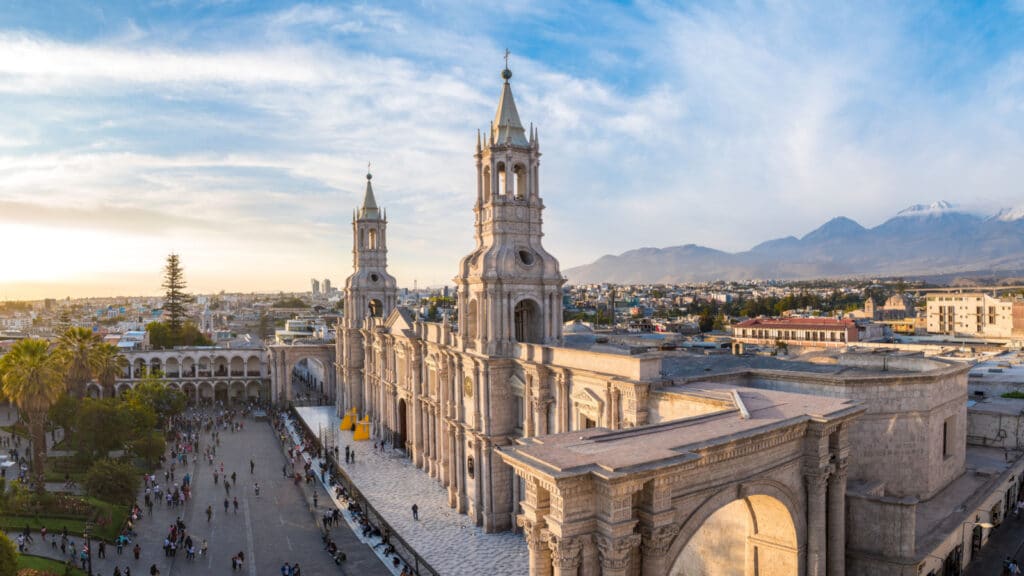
[1,1,1023,300]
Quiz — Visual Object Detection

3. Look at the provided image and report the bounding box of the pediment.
[384,306,415,333]
[571,387,604,409]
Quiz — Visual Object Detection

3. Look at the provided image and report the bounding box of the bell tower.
[456,62,564,355]
[340,170,398,412]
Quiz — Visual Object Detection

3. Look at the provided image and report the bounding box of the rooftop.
[500,382,861,481]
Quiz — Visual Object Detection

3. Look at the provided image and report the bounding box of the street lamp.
[83,522,94,576]
[961,520,994,566]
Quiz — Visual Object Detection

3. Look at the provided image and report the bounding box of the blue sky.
[1,1,1023,299]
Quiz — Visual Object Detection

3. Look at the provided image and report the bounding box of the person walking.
[233,496,239,513]
[200,539,208,557]
[412,503,419,520]
[133,543,141,560]
[250,459,254,474]
[206,505,213,522]
[224,497,230,514]
[98,540,106,558]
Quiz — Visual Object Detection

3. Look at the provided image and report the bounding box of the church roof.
[492,68,530,147]
[360,172,380,220]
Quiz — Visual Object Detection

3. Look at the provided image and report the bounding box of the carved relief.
[640,524,680,557]
[595,533,642,570]
[547,535,583,570]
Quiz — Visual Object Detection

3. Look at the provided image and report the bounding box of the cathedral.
[336,62,585,532]
[333,64,1008,576]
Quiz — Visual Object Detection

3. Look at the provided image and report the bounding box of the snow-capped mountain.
[564,201,1024,283]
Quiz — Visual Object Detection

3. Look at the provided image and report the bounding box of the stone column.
[828,461,848,576]
[548,536,583,576]
[806,472,829,576]
[518,517,552,576]
[595,533,641,576]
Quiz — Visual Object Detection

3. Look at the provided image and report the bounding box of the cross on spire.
[504,48,511,70]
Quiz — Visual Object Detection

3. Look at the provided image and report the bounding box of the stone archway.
[182,382,197,404]
[269,343,336,406]
[669,489,800,576]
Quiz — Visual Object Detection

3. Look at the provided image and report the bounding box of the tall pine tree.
[161,253,193,335]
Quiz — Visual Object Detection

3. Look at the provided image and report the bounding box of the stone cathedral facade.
[333,65,1006,576]
[336,65,589,533]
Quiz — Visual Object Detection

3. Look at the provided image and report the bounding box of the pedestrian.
[313,492,317,508]
[206,505,213,522]
[233,496,239,513]
[201,539,208,557]
[250,459,254,474]
[150,563,159,576]
[225,480,231,495]
[293,563,302,576]
[224,497,230,513]
[125,566,131,576]
[282,464,288,478]
[231,471,237,484]
[114,566,122,576]
[133,543,141,560]
[99,540,106,558]
[254,482,260,497]
[281,562,291,576]
[412,503,419,520]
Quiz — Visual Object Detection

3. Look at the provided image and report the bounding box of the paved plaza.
[295,407,529,576]
[5,405,389,576]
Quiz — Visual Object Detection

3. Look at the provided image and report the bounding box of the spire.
[492,51,529,147]
[360,167,380,220]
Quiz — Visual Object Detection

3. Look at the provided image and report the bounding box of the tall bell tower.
[340,170,398,411]
[456,62,564,356]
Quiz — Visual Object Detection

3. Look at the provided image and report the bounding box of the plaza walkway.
[6,407,389,576]
[294,406,529,576]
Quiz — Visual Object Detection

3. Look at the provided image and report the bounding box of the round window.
[370,273,379,282]
[517,249,536,266]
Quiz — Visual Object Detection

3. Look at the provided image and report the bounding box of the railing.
[290,409,440,576]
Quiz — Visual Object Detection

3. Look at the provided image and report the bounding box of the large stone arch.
[269,344,336,406]
[667,479,805,576]
[513,296,543,344]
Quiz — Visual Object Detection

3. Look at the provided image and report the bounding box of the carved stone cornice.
[640,524,680,557]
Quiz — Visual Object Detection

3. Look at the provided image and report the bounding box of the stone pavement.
[295,407,529,576]
[7,408,389,576]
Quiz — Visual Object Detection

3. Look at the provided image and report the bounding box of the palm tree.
[93,343,128,398]
[56,327,100,397]
[0,339,65,493]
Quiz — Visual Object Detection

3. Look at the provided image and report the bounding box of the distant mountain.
[564,202,1024,284]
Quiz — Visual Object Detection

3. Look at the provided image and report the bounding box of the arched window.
[359,229,365,249]
[514,299,542,344]
[497,162,506,197]
[483,166,491,203]
[467,456,475,479]
[514,164,527,200]
[467,299,478,340]
[368,228,377,250]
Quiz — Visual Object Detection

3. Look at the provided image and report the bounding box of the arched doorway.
[670,494,798,576]
[397,398,408,450]
[514,299,542,344]
[214,382,228,404]
[369,298,384,318]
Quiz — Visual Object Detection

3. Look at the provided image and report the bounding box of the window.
[515,395,524,434]
[943,416,955,458]
[467,456,474,479]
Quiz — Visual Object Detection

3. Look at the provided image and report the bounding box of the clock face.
[464,375,473,397]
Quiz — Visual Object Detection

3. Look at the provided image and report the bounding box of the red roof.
[734,317,855,331]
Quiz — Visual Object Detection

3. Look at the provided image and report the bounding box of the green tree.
[0,532,17,575]
[123,377,186,426]
[84,459,139,505]
[48,394,80,447]
[132,431,166,468]
[75,399,129,459]
[55,326,100,397]
[161,253,194,334]
[93,342,127,398]
[146,320,211,349]
[0,339,65,493]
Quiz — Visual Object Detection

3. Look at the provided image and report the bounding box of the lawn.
[0,497,131,542]
[16,553,87,576]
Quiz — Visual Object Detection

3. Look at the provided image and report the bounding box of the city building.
[311,278,321,296]
[731,317,859,347]
[926,292,1024,339]
[323,278,332,295]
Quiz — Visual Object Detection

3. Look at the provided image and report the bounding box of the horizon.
[2,2,1024,300]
